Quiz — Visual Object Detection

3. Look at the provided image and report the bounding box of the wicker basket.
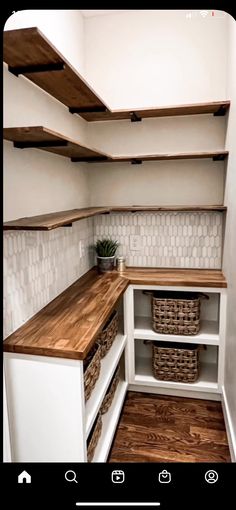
[84,343,101,402]
[101,366,120,415]
[87,412,102,462]
[97,310,118,358]
[152,341,200,383]
[151,291,208,336]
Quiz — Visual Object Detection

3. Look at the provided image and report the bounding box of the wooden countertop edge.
[3,267,227,360]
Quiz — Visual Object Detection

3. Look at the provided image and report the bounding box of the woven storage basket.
[151,291,208,336]
[152,341,200,383]
[97,310,118,358]
[84,343,101,402]
[101,365,120,415]
[87,412,102,462]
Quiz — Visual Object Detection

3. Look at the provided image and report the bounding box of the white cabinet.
[4,330,127,462]
[125,284,227,401]
[4,282,227,462]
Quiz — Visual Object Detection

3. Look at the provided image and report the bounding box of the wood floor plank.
[108,392,231,463]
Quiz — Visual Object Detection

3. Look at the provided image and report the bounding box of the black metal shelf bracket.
[8,62,65,77]
[69,106,108,114]
[71,156,108,163]
[130,111,142,122]
[131,159,143,164]
[14,140,68,149]
[212,154,227,161]
[214,105,228,116]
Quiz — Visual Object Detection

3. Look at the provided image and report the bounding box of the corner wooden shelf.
[4,126,228,164]
[3,205,227,231]
[4,28,230,122]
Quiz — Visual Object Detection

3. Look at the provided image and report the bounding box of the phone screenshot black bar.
[2,463,235,508]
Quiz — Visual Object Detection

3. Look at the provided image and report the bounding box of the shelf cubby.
[134,340,219,393]
[134,316,219,346]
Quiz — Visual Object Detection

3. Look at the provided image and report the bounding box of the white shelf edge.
[131,284,224,294]
[85,333,127,438]
[92,380,128,463]
[134,317,219,345]
[133,358,219,393]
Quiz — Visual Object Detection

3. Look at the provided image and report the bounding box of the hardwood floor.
[108,392,231,463]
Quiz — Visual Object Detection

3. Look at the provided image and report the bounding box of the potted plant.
[94,238,119,273]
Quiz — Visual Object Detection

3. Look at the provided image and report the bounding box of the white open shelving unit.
[85,332,127,437]
[92,379,128,462]
[124,284,227,402]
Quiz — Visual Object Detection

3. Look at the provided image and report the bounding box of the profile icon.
[205,470,218,484]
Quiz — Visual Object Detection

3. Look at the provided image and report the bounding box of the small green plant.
[95,238,119,257]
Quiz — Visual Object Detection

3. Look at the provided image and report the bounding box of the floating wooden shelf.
[4,126,228,163]
[107,151,228,163]
[3,207,110,231]
[110,205,227,212]
[3,205,227,231]
[80,101,231,122]
[4,28,230,122]
[3,27,110,115]
[3,126,109,162]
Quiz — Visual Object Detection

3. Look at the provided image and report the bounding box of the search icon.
[65,470,78,483]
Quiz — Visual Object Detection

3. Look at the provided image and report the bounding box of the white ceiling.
[81,10,134,18]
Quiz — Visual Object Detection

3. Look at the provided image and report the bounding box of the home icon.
[18,470,31,484]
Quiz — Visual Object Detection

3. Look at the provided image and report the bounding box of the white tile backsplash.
[3,218,94,338]
[4,211,223,340]
[94,212,223,270]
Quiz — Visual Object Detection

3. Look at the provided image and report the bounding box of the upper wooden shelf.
[81,101,231,122]
[3,205,227,231]
[3,27,110,116]
[4,28,230,122]
[4,126,228,163]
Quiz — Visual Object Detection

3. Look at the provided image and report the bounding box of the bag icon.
[158,470,171,483]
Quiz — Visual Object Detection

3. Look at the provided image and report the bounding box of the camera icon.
[111,470,125,484]
[158,470,171,483]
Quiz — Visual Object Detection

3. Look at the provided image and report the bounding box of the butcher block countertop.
[3,267,227,360]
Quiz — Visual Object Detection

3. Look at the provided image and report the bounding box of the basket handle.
[198,293,209,300]
[143,340,152,346]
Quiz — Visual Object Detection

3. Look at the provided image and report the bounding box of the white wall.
[85,10,229,207]
[223,14,236,459]
[4,10,90,222]
[87,115,226,206]
[84,10,228,108]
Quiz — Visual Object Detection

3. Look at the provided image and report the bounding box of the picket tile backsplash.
[94,212,223,269]
[3,218,94,338]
